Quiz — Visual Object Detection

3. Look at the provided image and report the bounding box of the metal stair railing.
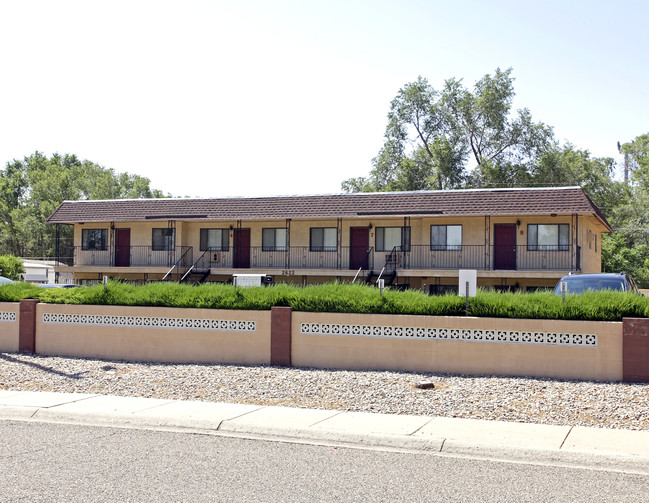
[162,247,193,281]
[181,248,214,283]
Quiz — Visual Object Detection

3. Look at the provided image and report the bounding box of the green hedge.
[0,255,24,281]
[0,281,647,321]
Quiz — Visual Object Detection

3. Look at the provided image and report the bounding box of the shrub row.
[1,281,648,321]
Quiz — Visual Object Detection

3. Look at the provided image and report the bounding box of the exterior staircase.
[180,249,213,284]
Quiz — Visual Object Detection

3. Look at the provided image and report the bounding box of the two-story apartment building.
[46,187,611,292]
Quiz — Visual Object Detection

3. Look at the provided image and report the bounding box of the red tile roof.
[46,187,611,229]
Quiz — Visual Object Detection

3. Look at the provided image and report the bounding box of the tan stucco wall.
[36,304,271,364]
[68,212,606,288]
[73,215,592,252]
[581,215,604,273]
[292,312,623,381]
[11,301,625,380]
[0,302,20,351]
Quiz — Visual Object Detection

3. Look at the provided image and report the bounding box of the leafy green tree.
[0,152,168,258]
[0,255,24,280]
[343,68,553,192]
[528,143,629,213]
[602,233,649,288]
[345,76,467,192]
[442,68,554,187]
[601,139,649,287]
[620,133,649,187]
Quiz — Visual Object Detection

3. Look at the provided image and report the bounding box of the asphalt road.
[2,420,649,502]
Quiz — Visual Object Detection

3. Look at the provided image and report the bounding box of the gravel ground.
[1,351,648,431]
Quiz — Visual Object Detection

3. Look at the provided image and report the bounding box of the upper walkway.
[69,244,582,274]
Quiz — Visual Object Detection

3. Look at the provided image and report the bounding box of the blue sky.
[0,0,647,198]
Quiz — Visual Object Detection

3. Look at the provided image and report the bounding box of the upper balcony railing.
[191,246,361,270]
[72,244,580,272]
[74,246,192,268]
[383,245,579,271]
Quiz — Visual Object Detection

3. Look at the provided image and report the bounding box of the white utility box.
[233,274,272,288]
[458,269,477,297]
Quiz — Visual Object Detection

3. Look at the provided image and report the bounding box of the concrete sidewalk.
[2,389,649,470]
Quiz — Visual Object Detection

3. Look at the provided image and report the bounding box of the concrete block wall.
[292,312,625,381]
[1,301,648,382]
[0,302,20,352]
[34,303,272,365]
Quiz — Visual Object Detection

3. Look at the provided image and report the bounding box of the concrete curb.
[2,390,649,472]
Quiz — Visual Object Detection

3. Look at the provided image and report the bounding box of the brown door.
[350,227,370,270]
[115,229,131,267]
[233,228,250,268]
[494,224,516,270]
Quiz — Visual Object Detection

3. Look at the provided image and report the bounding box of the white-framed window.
[200,228,229,251]
[262,228,288,251]
[310,227,337,251]
[527,224,569,251]
[430,225,462,251]
[375,227,411,252]
[82,229,107,250]
[152,228,175,251]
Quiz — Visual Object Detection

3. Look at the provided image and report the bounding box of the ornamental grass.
[1,281,648,321]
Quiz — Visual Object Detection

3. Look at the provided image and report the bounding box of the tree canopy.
[601,133,649,285]
[0,255,24,280]
[0,152,167,258]
[619,133,649,187]
[343,68,555,192]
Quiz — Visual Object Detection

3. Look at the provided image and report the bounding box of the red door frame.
[349,227,370,270]
[115,228,131,267]
[493,224,516,270]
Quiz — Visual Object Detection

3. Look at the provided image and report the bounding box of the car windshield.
[556,278,625,294]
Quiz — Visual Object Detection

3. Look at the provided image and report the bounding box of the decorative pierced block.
[0,311,17,322]
[42,312,255,332]
[300,322,597,347]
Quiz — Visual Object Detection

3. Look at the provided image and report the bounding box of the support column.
[19,299,40,353]
[270,306,292,367]
[622,318,649,382]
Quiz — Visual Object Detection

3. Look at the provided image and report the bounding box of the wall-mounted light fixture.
[516,219,521,227]
[368,223,373,229]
